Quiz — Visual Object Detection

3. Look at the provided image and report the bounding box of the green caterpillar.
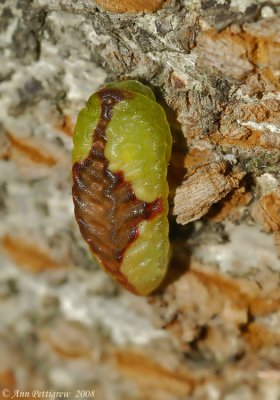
[72,80,172,295]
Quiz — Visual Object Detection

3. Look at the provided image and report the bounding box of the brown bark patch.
[183,147,213,171]
[7,132,57,166]
[57,114,74,137]
[253,192,280,233]
[196,28,254,81]
[112,350,196,396]
[191,267,280,318]
[209,99,280,151]
[2,235,66,273]
[153,262,280,359]
[244,323,280,350]
[0,370,15,392]
[197,19,280,87]
[39,320,92,359]
[95,0,167,13]
[174,161,245,225]
[207,185,252,222]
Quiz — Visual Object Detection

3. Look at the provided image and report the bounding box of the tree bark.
[0,0,280,399]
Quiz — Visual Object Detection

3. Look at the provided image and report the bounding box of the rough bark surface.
[0,0,280,399]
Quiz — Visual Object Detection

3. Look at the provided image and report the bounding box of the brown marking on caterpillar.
[72,89,164,294]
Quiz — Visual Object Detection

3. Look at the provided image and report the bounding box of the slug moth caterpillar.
[72,80,172,295]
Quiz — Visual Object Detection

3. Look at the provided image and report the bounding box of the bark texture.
[0,0,280,399]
